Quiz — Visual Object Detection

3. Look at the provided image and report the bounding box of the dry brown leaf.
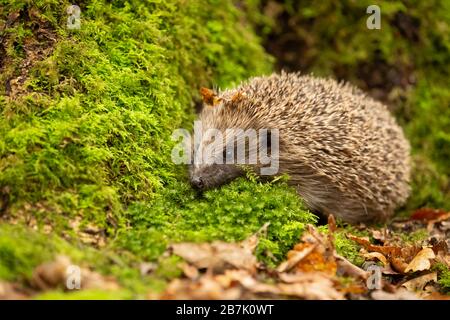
[347,234,402,257]
[348,234,428,274]
[334,253,369,279]
[170,243,214,269]
[0,282,29,300]
[380,263,401,275]
[81,270,120,291]
[161,276,242,300]
[401,272,437,292]
[362,252,388,266]
[286,224,337,275]
[371,288,421,300]
[411,208,447,221]
[432,240,448,255]
[31,255,72,290]
[404,247,435,273]
[328,214,337,233]
[275,281,344,300]
[139,262,157,276]
[391,256,410,274]
[172,241,258,273]
[276,243,316,272]
[424,292,450,300]
[161,268,344,300]
[371,229,387,243]
[171,224,268,274]
[427,212,450,232]
[162,222,450,300]
[235,270,344,300]
[31,255,119,291]
[163,224,349,300]
[180,263,199,280]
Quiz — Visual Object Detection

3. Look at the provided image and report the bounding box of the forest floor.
[1,209,449,299]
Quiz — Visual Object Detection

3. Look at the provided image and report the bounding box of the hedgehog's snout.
[191,176,205,190]
[190,163,245,192]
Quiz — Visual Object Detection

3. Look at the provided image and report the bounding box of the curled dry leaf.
[370,229,387,243]
[404,247,435,273]
[163,224,347,300]
[362,252,388,266]
[327,214,337,233]
[180,263,199,280]
[275,275,344,300]
[371,288,421,300]
[277,272,344,300]
[161,268,345,300]
[401,272,437,292]
[0,282,29,300]
[390,257,410,274]
[411,208,447,221]
[347,234,428,274]
[347,234,402,257]
[276,243,316,273]
[161,275,242,300]
[171,241,258,273]
[31,255,119,291]
[170,243,215,269]
[334,253,368,279]
[171,223,269,274]
[140,262,157,276]
[31,255,71,290]
[427,212,450,232]
[424,292,450,300]
[281,224,337,275]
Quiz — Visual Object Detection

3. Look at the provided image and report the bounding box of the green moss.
[0,223,182,296]
[154,256,183,280]
[334,233,363,267]
[397,228,428,244]
[114,178,316,264]
[0,0,318,295]
[333,229,366,267]
[0,1,272,230]
[0,179,315,295]
[0,225,54,280]
[433,263,450,293]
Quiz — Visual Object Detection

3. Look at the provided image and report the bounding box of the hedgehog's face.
[189,87,278,190]
[190,163,244,191]
[189,123,246,190]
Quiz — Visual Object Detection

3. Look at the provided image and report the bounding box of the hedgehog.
[189,72,411,223]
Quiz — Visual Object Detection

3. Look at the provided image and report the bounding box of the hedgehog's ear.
[200,87,222,107]
[230,91,246,104]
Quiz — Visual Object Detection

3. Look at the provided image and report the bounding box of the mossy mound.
[0,0,317,297]
[1,0,449,298]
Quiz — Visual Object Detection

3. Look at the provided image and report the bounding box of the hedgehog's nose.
[191,176,205,190]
